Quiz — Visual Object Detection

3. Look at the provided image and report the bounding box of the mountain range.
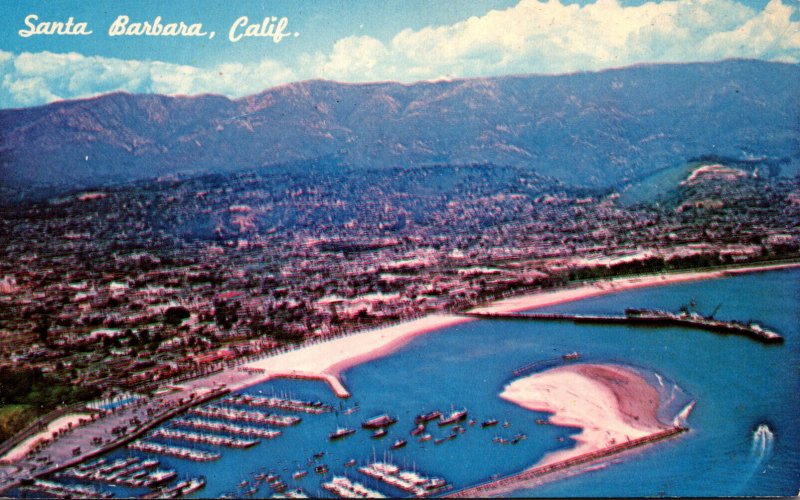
[0,59,797,203]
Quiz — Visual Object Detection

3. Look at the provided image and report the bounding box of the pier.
[224,393,334,414]
[446,426,688,497]
[464,310,783,344]
[189,405,302,426]
[278,371,352,399]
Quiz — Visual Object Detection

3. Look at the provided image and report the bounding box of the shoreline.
[2,262,794,491]
[235,314,473,393]
[470,262,800,314]
[235,261,800,395]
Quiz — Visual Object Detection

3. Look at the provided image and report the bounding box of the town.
[0,162,798,444]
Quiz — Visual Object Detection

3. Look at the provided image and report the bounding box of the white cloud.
[0,0,798,108]
[0,51,297,108]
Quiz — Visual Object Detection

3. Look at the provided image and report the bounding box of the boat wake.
[750,423,774,466]
[735,422,776,492]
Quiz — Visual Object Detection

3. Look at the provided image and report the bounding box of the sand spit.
[501,363,667,467]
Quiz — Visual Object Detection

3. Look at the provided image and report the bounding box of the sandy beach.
[234,263,799,396]
[500,364,667,467]
[236,314,472,393]
[471,263,800,314]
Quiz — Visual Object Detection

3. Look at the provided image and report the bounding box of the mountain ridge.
[1,59,797,202]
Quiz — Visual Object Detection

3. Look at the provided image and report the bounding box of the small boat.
[329,427,356,440]
[452,425,466,434]
[563,351,580,361]
[391,439,407,449]
[313,452,325,460]
[481,419,498,428]
[410,424,426,436]
[344,405,360,415]
[414,411,442,424]
[371,428,388,439]
[344,459,357,467]
[502,420,511,428]
[434,435,456,445]
[418,433,432,442]
[362,414,397,429]
[535,418,548,425]
[314,465,329,475]
[438,410,468,426]
[292,470,307,480]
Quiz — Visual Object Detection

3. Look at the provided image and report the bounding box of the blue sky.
[1,0,798,108]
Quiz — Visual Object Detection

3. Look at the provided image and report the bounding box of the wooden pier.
[464,311,783,344]
[446,426,688,498]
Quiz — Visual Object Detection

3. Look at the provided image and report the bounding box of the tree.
[164,306,190,325]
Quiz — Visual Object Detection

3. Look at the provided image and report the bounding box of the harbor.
[0,268,795,497]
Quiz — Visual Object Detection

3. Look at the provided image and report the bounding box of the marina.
[322,476,387,498]
[56,456,178,489]
[151,428,260,448]
[0,268,796,498]
[188,405,302,426]
[171,417,282,438]
[224,393,334,414]
[128,441,221,461]
[19,479,112,499]
[358,462,450,497]
[143,477,206,498]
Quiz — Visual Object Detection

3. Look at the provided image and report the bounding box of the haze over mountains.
[0,59,797,203]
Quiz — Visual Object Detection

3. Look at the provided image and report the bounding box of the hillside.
[0,60,797,202]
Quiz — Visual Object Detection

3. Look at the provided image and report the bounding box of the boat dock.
[189,405,302,426]
[151,428,259,448]
[128,441,221,462]
[224,393,334,414]
[171,418,281,439]
[447,426,687,497]
[358,462,449,497]
[464,310,783,344]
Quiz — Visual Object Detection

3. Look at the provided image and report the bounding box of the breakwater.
[446,426,688,497]
[464,311,783,344]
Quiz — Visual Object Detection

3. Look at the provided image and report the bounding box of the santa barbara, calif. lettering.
[108,15,208,37]
[18,14,93,37]
[228,16,294,43]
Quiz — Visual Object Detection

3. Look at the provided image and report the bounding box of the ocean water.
[23,269,799,498]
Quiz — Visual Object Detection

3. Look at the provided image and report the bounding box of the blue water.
[27,269,800,497]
